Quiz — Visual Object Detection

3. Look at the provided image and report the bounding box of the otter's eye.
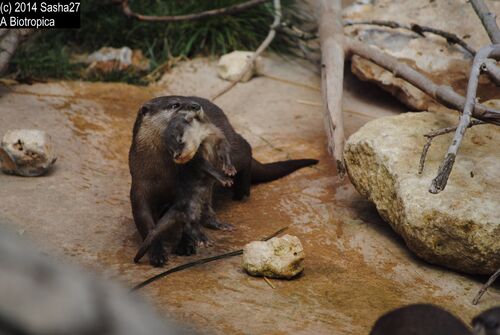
[170,103,180,109]
[176,136,182,143]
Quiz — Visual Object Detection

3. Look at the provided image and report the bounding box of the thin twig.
[473,268,500,305]
[131,226,289,291]
[418,120,484,174]
[263,276,276,289]
[430,45,500,193]
[344,20,476,55]
[345,39,500,125]
[121,0,269,22]
[317,0,346,177]
[211,0,281,101]
[470,0,500,44]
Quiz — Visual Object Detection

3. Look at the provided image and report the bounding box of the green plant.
[10,0,302,83]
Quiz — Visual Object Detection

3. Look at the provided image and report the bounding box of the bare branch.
[344,20,476,55]
[345,39,500,125]
[211,0,282,101]
[470,0,500,44]
[317,0,346,177]
[121,0,269,22]
[430,45,500,193]
[345,20,500,85]
[482,59,500,85]
[0,29,32,76]
[473,268,500,305]
[418,120,484,174]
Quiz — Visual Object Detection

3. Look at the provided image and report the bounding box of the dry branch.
[345,39,500,125]
[430,45,500,193]
[0,29,33,76]
[317,0,346,177]
[470,0,500,44]
[344,20,476,55]
[211,0,282,101]
[473,268,500,305]
[121,0,269,22]
[418,120,484,174]
[345,20,500,86]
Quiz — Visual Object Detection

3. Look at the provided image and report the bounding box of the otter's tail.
[251,158,318,184]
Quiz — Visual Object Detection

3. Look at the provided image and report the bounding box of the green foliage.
[11,0,300,83]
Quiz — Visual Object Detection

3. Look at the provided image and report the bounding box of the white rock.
[216,51,258,82]
[242,234,305,279]
[344,112,500,274]
[0,129,57,177]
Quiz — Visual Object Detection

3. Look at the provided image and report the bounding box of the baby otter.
[134,109,235,263]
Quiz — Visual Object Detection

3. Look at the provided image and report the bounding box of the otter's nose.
[189,102,201,111]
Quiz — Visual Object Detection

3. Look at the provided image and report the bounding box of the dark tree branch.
[121,0,269,22]
[430,44,500,193]
[473,268,500,305]
[418,120,484,174]
[470,0,500,44]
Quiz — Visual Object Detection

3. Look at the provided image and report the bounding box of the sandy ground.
[0,55,498,334]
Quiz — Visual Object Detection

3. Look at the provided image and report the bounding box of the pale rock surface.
[344,111,500,274]
[242,234,305,279]
[0,129,57,177]
[216,51,259,82]
[343,0,500,111]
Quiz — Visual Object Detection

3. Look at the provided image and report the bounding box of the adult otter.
[129,96,318,266]
[134,109,235,263]
[369,304,470,335]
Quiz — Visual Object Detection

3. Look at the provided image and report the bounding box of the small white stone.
[216,51,258,82]
[242,234,305,279]
[0,129,57,177]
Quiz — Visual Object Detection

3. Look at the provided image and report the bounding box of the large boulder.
[344,112,500,274]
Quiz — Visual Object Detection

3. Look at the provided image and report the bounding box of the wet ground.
[0,56,498,334]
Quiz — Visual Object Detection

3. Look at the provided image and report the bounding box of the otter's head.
[134,96,202,149]
[164,109,206,164]
[473,307,500,335]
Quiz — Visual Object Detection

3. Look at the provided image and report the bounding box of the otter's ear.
[195,109,205,121]
[140,105,150,115]
[184,112,196,123]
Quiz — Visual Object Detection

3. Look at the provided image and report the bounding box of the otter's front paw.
[149,243,167,267]
[220,177,234,187]
[223,164,237,176]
